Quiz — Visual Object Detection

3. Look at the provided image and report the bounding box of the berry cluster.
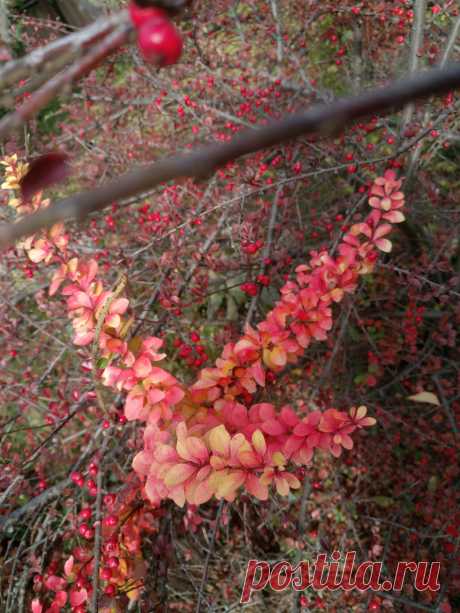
[129,1,183,66]
[172,331,209,368]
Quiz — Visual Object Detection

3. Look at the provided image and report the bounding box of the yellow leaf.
[251,429,266,456]
[272,451,286,468]
[408,391,440,406]
[209,425,230,456]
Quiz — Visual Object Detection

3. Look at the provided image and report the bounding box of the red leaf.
[20,152,70,200]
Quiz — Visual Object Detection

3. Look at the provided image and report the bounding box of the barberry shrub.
[0,1,459,612]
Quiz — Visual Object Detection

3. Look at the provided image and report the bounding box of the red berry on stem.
[107,556,119,569]
[79,507,92,520]
[137,18,183,66]
[101,567,112,580]
[104,584,116,597]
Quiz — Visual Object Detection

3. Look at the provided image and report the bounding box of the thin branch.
[400,0,427,135]
[2,64,460,248]
[91,437,109,613]
[0,0,11,61]
[441,15,460,67]
[195,500,224,613]
[0,21,132,142]
[0,11,126,93]
[270,0,283,64]
[245,185,281,326]
[406,13,460,180]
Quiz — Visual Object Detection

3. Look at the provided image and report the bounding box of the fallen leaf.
[408,391,440,406]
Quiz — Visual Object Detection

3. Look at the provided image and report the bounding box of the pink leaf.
[31,599,43,613]
[70,587,88,607]
[64,555,74,577]
[20,152,70,200]
[53,591,68,607]
[44,575,67,592]
[261,419,285,436]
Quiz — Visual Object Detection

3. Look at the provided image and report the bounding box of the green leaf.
[97,357,108,369]
[373,496,394,509]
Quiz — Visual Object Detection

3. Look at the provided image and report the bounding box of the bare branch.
[441,15,460,67]
[0,21,132,142]
[1,63,460,249]
[400,0,427,135]
[0,11,126,93]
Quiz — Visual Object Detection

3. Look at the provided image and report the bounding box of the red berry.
[71,472,84,487]
[78,523,89,536]
[79,507,92,520]
[190,332,200,343]
[179,344,192,358]
[104,514,118,527]
[137,18,183,66]
[129,2,166,28]
[101,567,112,580]
[104,494,116,506]
[104,584,116,596]
[240,283,258,297]
[243,243,258,255]
[256,274,270,286]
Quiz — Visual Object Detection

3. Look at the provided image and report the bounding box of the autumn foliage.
[1,1,460,612]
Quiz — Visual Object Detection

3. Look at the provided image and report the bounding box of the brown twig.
[0,21,132,142]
